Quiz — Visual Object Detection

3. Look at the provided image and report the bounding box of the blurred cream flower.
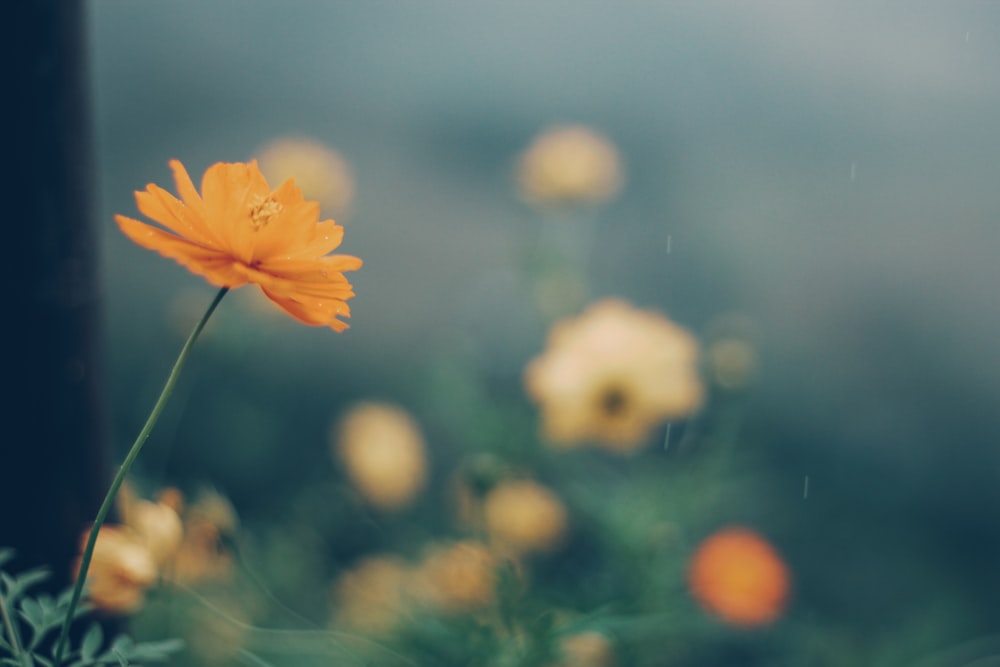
[255,137,355,217]
[483,479,568,556]
[552,631,617,667]
[118,484,183,569]
[333,402,428,511]
[525,298,703,452]
[411,540,497,613]
[516,125,623,207]
[74,526,157,615]
[332,554,413,632]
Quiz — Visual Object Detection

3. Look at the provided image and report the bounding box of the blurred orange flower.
[115,159,362,331]
[688,527,790,627]
[525,298,703,452]
[73,526,157,615]
[411,540,498,613]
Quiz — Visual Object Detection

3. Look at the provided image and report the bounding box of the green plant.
[0,549,182,667]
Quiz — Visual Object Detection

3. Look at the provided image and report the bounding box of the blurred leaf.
[3,569,49,605]
[18,597,43,632]
[80,623,103,662]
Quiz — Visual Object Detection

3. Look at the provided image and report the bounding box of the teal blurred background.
[88,2,1000,664]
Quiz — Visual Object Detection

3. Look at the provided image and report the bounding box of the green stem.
[53,287,228,664]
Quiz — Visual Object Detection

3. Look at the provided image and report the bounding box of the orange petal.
[199,161,272,261]
[261,254,363,280]
[116,215,250,289]
[136,185,218,247]
[168,160,208,216]
[260,287,352,330]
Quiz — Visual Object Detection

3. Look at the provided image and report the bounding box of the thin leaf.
[111,649,129,667]
[19,597,43,631]
[80,624,103,661]
[0,549,14,569]
[55,589,75,609]
[5,570,50,603]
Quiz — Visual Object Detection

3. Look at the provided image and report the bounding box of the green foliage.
[0,551,182,667]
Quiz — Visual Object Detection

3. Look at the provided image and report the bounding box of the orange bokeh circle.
[688,526,790,627]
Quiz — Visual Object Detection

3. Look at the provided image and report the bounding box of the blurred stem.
[54,287,229,663]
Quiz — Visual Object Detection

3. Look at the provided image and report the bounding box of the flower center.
[597,384,629,418]
[248,196,283,230]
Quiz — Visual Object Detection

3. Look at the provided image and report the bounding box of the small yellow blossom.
[332,555,413,632]
[411,540,497,613]
[516,125,623,207]
[256,137,356,217]
[483,479,568,555]
[525,298,703,452]
[333,402,428,511]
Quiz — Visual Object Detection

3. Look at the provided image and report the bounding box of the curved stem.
[54,287,228,664]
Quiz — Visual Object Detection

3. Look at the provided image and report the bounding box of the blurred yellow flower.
[483,479,568,555]
[552,631,617,667]
[256,137,356,217]
[411,540,497,613]
[332,554,413,632]
[74,526,157,615]
[525,298,703,452]
[516,125,623,207]
[333,402,428,511]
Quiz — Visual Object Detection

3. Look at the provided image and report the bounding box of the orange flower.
[688,527,790,627]
[115,160,362,331]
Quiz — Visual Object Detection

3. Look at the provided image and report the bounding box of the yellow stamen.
[249,196,283,230]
